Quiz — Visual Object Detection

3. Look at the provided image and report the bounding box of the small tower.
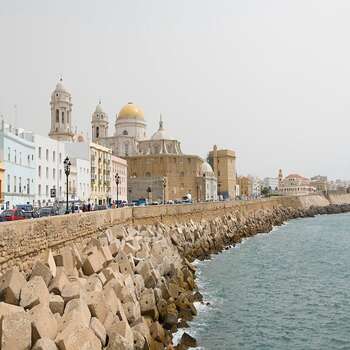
[91,101,109,142]
[49,78,74,141]
[278,169,283,188]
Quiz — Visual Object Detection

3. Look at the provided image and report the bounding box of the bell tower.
[91,101,109,142]
[49,78,74,141]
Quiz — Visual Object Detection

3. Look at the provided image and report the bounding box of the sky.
[0,0,350,179]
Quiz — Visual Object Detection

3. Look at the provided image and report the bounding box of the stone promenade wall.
[0,193,346,274]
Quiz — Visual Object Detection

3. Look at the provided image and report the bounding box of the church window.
[123,130,128,135]
[62,111,65,123]
[96,126,99,138]
[56,110,59,123]
[180,171,185,177]
[145,172,151,177]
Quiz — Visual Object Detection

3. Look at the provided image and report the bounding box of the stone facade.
[208,145,236,200]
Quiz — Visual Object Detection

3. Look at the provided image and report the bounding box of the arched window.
[96,126,99,138]
[62,111,65,123]
[145,172,151,177]
[56,110,59,123]
[123,130,128,135]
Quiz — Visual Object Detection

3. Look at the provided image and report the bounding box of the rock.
[49,294,64,315]
[0,301,24,318]
[86,291,110,324]
[42,250,57,278]
[32,337,58,350]
[48,268,69,295]
[1,311,31,350]
[150,321,165,343]
[56,326,101,350]
[61,281,81,304]
[54,248,76,277]
[106,333,133,350]
[140,288,158,320]
[82,250,104,276]
[179,332,197,348]
[0,268,26,305]
[107,320,134,349]
[20,276,49,310]
[64,298,91,327]
[31,261,53,286]
[90,317,107,346]
[29,303,58,343]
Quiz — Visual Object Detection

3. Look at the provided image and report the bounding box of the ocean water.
[184,213,350,350]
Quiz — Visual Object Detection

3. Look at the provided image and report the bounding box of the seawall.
[0,193,344,275]
[0,194,349,349]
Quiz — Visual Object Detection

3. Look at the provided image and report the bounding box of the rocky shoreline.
[0,203,349,349]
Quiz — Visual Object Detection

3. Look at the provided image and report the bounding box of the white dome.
[201,162,214,175]
[151,115,173,140]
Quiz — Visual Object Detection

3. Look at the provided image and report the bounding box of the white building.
[63,142,91,203]
[263,177,279,192]
[111,155,128,203]
[248,175,262,198]
[200,162,218,201]
[279,174,316,196]
[34,134,65,207]
[0,122,36,209]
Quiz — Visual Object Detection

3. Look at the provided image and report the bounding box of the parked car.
[16,204,37,219]
[2,209,26,221]
[38,207,57,217]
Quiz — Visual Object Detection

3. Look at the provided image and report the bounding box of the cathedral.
[91,101,219,202]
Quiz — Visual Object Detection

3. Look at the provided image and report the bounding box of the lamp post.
[146,187,152,204]
[63,156,71,214]
[162,178,167,204]
[115,173,120,208]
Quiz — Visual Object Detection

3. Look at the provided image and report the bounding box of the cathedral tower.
[49,79,74,141]
[91,101,109,142]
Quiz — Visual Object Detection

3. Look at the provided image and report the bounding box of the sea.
[175,212,350,350]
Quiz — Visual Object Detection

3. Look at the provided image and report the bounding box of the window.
[19,177,22,193]
[59,153,62,163]
[7,148,10,161]
[14,176,17,193]
[14,150,16,164]
[27,155,30,166]
[62,111,65,123]
[67,112,69,124]
[53,151,56,162]
[46,149,49,161]
[46,185,49,196]
[56,110,59,123]
[7,175,10,192]
[46,167,49,179]
[38,147,41,159]
[96,126,99,138]
[38,165,41,177]
[123,130,128,135]
[59,169,62,180]
[53,168,56,180]
[38,184,41,196]
[27,178,30,194]
[19,152,22,165]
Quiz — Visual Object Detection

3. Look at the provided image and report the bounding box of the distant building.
[0,162,4,207]
[248,175,262,198]
[111,155,128,203]
[34,134,65,207]
[263,177,279,192]
[208,145,236,200]
[238,176,252,198]
[0,122,35,208]
[90,142,112,205]
[310,175,328,193]
[279,174,316,195]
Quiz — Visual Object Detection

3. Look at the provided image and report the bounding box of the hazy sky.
[1,0,350,179]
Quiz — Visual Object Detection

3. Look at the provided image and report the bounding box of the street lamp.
[146,186,152,203]
[162,178,167,204]
[63,156,71,214]
[115,173,120,208]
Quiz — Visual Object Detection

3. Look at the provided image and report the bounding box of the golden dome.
[117,102,144,120]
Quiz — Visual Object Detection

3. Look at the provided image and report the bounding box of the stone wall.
[0,193,347,275]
